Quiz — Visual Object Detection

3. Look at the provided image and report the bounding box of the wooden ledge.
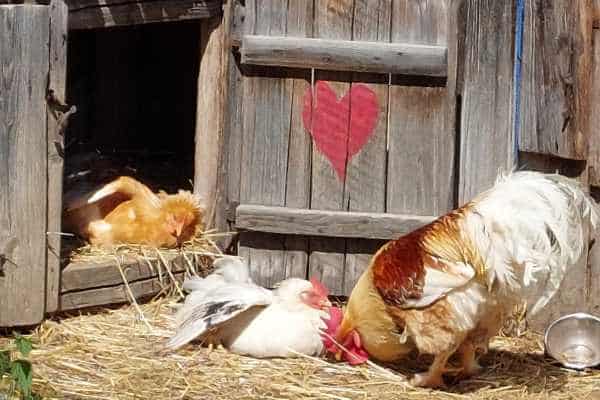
[61,253,185,292]
[235,204,436,240]
[239,35,448,77]
[59,253,187,311]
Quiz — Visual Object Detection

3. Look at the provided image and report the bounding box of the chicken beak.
[175,222,183,238]
[320,298,332,308]
[334,348,344,361]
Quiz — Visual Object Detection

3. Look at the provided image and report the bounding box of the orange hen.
[63,176,204,248]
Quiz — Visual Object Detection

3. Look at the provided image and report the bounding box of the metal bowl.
[544,312,600,370]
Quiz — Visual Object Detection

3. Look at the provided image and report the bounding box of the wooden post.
[0,4,50,326]
[194,12,229,233]
[46,0,69,314]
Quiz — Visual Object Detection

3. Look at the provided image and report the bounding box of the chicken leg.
[457,340,482,378]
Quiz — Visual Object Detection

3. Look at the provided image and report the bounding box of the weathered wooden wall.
[226,0,518,295]
[0,4,50,326]
[223,0,600,334]
[226,0,496,295]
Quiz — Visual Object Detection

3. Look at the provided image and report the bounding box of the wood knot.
[0,235,19,276]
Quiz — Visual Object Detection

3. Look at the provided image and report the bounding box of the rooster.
[166,257,339,359]
[63,176,204,248]
[328,171,598,387]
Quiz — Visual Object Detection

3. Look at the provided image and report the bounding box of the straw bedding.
[0,297,598,400]
[1,235,600,399]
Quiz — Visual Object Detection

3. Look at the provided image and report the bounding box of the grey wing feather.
[165,300,265,350]
[166,283,273,350]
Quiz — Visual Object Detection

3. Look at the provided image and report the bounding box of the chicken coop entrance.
[57,20,203,312]
[64,21,200,201]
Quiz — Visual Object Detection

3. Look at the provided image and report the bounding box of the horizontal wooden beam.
[235,204,436,240]
[240,35,448,77]
[61,253,184,293]
[68,0,222,30]
[59,272,184,311]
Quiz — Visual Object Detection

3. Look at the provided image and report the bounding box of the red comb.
[309,277,330,298]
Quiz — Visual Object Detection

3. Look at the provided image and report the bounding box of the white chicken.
[166,257,334,358]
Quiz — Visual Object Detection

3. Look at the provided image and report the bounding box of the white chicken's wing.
[166,283,273,350]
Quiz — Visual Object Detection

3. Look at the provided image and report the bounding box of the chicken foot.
[410,351,453,388]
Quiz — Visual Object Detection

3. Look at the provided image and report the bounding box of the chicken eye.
[300,290,315,302]
[300,290,323,309]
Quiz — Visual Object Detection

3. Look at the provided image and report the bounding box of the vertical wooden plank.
[45,0,68,314]
[194,14,228,232]
[587,190,600,317]
[282,0,314,280]
[308,0,354,295]
[238,0,291,287]
[589,29,600,318]
[588,29,600,186]
[519,0,592,162]
[343,0,391,294]
[0,4,49,326]
[458,0,515,203]
[387,1,454,216]
[225,3,244,230]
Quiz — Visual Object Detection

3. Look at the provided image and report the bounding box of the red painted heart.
[302,81,379,180]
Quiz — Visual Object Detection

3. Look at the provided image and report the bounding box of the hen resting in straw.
[166,257,340,358]
[63,176,204,248]
[328,171,599,388]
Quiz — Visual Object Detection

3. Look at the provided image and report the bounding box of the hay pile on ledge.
[60,231,231,304]
[63,231,229,266]
[2,298,599,400]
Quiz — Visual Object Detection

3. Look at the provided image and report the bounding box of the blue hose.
[513,0,525,167]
